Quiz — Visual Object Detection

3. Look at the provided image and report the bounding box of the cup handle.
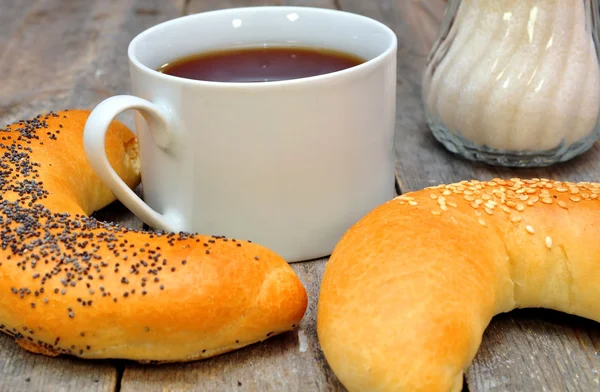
[83,95,181,232]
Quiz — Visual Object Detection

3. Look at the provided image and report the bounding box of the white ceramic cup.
[83,6,397,263]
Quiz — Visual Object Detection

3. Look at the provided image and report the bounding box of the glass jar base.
[428,122,599,168]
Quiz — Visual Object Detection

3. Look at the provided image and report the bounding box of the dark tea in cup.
[157,46,365,83]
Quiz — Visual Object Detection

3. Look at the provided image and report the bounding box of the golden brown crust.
[16,337,60,357]
[317,178,600,391]
[0,110,307,362]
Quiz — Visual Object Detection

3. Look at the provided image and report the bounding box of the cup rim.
[127,6,397,88]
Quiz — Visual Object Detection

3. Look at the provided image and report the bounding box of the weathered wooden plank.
[468,310,600,392]
[186,0,337,14]
[337,1,600,391]
[0,0,36,59]
[121,258,345,392]
[0,0,95,122]
[0,333,118,392]
[0,0,186,126]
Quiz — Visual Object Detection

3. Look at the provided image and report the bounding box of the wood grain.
[0,333,117,392]
[121,259,344,392]
[468,310,600,391]
[186,0,337,14]
[0,0,36,59]
[0,0,186,126]
[337,1,600,391]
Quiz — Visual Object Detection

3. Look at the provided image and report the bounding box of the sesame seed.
[542,197,553,204]
[545,236,552,249]
[408,200,418,206]
[478,219,487,227]
[570,196,581,202]
[525,225,535,234]
[431,210,441,216]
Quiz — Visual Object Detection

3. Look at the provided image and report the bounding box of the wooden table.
[1,0,599,391]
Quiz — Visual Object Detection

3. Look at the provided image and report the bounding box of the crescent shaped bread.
[0,110,307,362]
[317,178,600,391]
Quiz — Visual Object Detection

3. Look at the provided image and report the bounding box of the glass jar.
[422,0,600,167]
